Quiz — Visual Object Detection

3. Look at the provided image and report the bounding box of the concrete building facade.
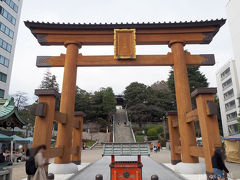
[216,61,240,136]
[0,0,23,98]
[227,0,240,87]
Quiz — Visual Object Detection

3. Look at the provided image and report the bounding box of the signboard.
[114,29,136,60]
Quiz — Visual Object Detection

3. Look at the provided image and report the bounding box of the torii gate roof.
[25,19,226,46]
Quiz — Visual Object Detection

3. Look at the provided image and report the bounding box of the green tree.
[91,88,105,120]
[75,87,116,129]
[12,91,37,137]
[18,103,37,137]
[124,82,174,126]
[102,87,117,116]
[40,71,59,92]
[75,86,91,112]
[124,82,147,108]
[146,87,175,111]
[167,66,208,94]
[128,103,164,127]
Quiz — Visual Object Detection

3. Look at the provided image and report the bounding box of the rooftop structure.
[0,97,25,128]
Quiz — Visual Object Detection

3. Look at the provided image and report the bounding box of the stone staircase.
[114,109,135,143]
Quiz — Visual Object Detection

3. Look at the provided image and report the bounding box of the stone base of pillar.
[174,162,206,174]
[171,160,182,165]
[72,160,81,165]
[48,163,78,174]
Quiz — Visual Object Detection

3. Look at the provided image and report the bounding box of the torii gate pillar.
[54,41,81,166]
[170,41,198,163]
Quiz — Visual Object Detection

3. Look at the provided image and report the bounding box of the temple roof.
[25,19,226,30]
[0,98,26,128]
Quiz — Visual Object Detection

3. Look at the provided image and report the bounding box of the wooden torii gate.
[25,19,225,177]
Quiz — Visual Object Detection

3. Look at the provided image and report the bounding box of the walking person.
[149,143,153,152]
[26,145,47,180]
[211,147,229,180]
[153,146,157,153]
[157,142,161,152]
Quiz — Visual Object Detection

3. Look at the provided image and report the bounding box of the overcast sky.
[9,0,233,103]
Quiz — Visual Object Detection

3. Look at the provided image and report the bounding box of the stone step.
[114,109,135,143]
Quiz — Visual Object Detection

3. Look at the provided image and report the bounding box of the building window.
[228,123,239,135]
[0,54,9,67]
[222,78,232,90]
[221,67,231,80]
[0,6,16,25]
[2,0,18,13]
[0,72,7,83]
[224,89,234,101]
[226,111,237,122]
[0,22,14,39]
[0,89,4,98]
[0,38,12,53]
[225,100,236,112]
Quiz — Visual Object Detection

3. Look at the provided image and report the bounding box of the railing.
[126,110,136,143]
[89,140,98,150]
[112,114,115,143]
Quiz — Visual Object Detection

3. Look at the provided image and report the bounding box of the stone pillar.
[192,88,222,178]
[72,112,84,165]
[169,41,198,163]
[167,111,181,165]
[55,41,80,164]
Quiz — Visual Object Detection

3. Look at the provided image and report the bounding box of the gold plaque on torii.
[114,29,136,60]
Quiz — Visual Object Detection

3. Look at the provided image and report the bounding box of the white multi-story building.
[0,0,22,98]
[216,61,240,136]
[227,0,240,89]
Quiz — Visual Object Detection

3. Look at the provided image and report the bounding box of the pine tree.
[39,70,60,122]
[39,71,59,92]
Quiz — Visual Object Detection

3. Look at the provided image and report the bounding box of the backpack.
[25,157,37,175]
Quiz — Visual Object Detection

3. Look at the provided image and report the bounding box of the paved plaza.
[12,149,240,180]
[71,156,185,180]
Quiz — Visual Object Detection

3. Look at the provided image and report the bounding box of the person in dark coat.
[0,153,5,163]
[211,147,229,180]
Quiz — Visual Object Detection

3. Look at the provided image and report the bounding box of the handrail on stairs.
[89,140,98,150]
[125,110,136,143]
[112,114,115,143]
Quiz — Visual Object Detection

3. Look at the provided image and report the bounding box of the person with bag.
[211,147,229,180]
[25,145,47,180]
